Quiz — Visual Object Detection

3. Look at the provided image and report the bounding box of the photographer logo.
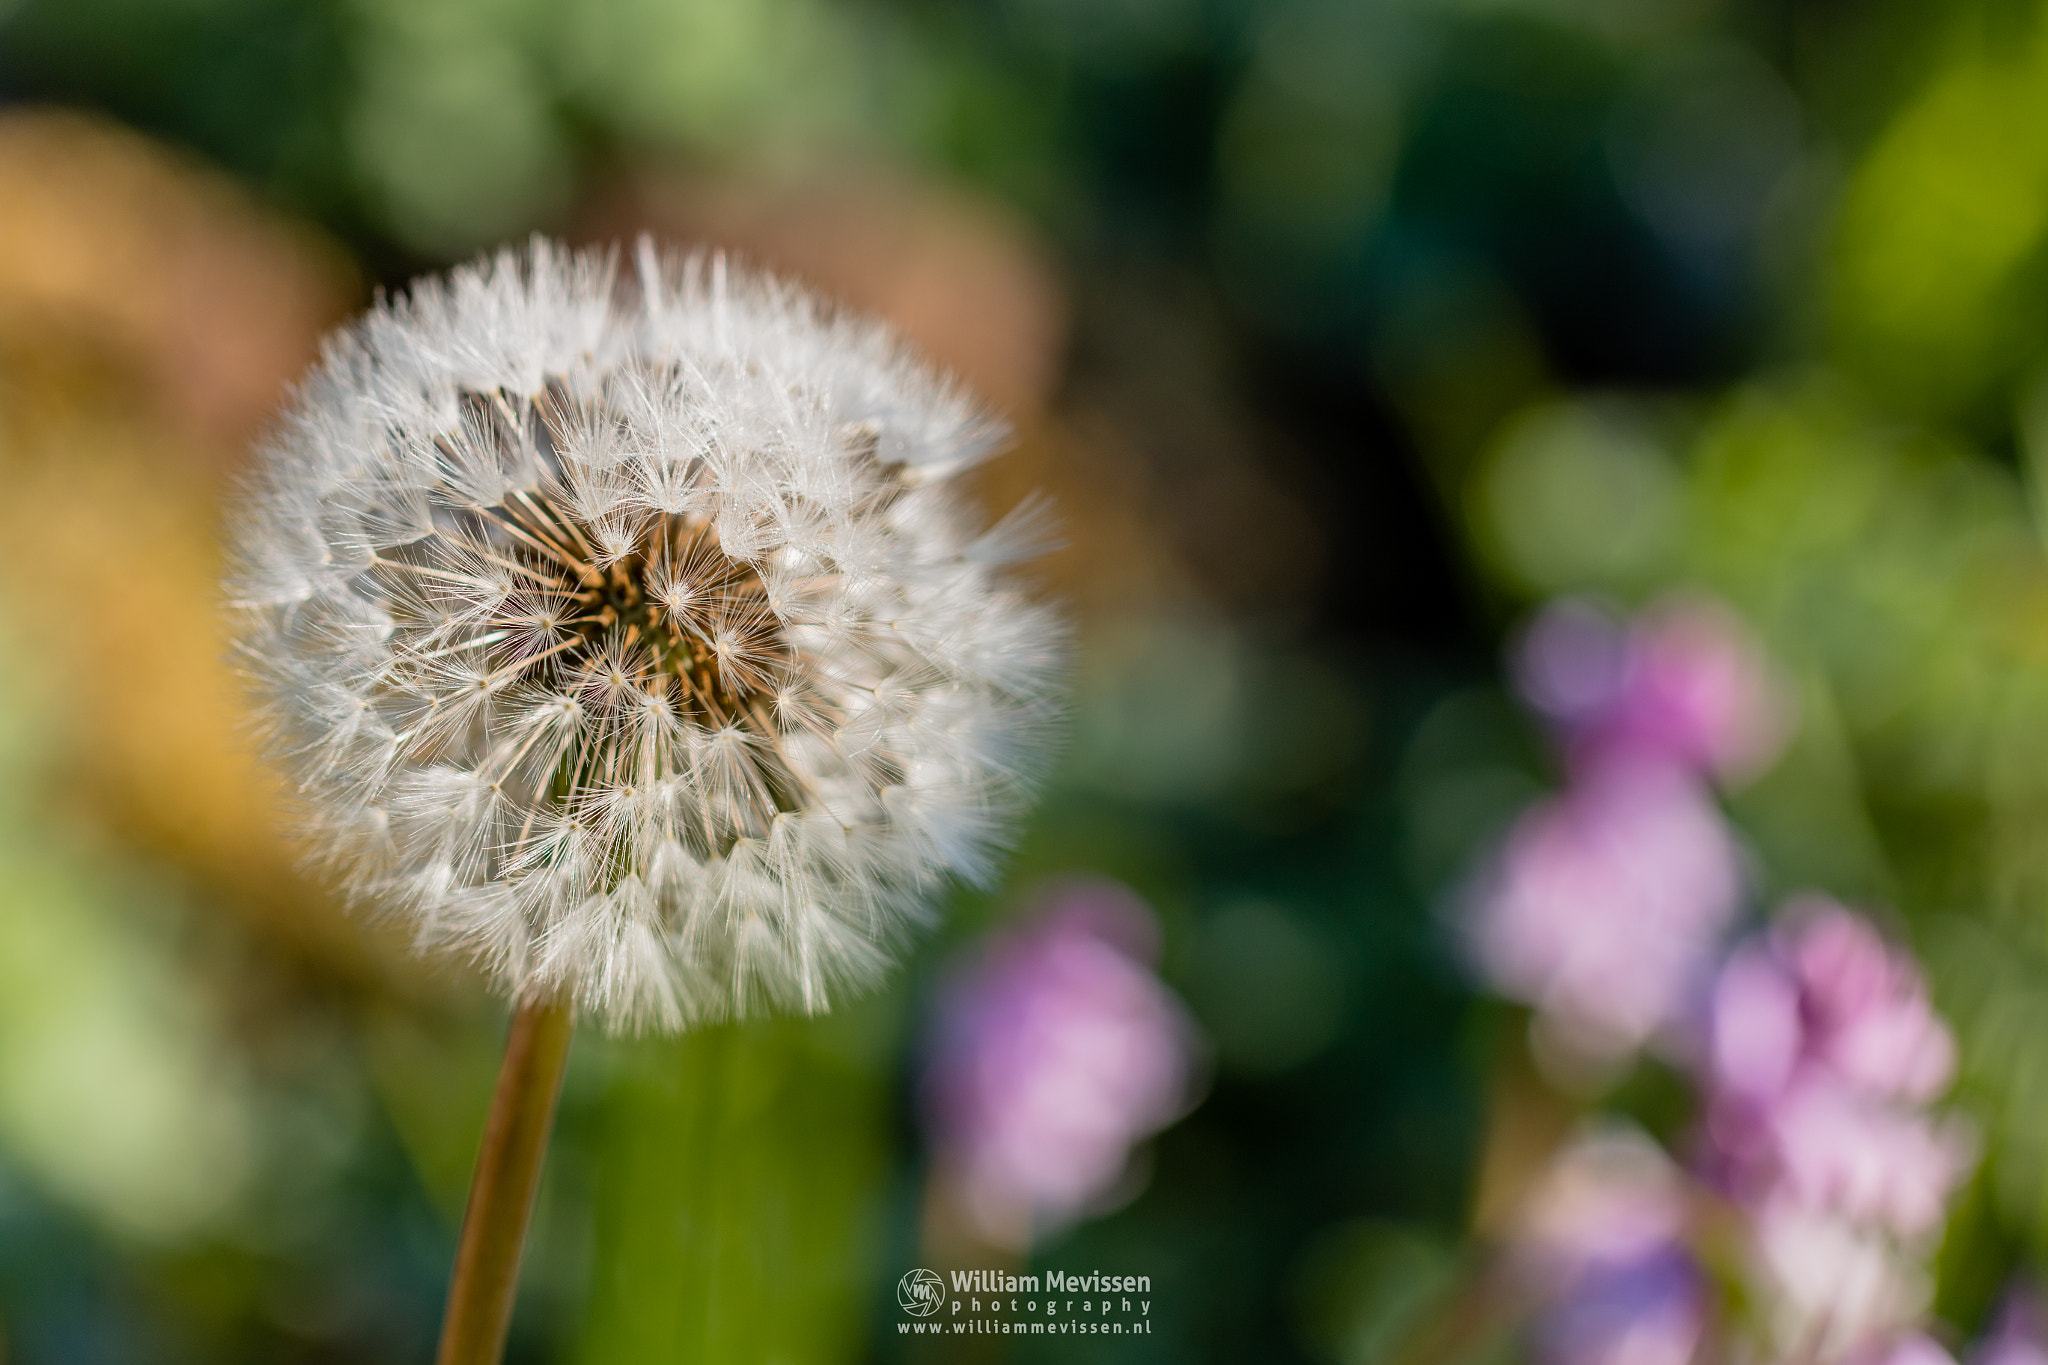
[898,1268,945,1317]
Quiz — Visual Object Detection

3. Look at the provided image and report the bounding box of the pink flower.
[1706,939,1803,1106]
[1517,1126,1692,1283]
[1973,1289,2048,1365]
[1514,1128,1707,1365]
[1700,902,1974,1361]
[1702,901,1970,1238]
[921,880,1202,1248]
[1705,901,1958,1108]
[1469,761,1743,1063]
[1750,1201,1933,1362]
[1768,1080,1973,1238]
[1785,900,1955,1104]
[1888,1336,1964,1365]
[1516,595,1790,785]
[1538,1257,1704,1365]
[1515,599,1633,735]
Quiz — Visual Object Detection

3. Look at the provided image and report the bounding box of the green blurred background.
[4,0,2048,1360]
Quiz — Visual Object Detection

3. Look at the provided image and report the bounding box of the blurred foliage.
[1289,1220,1476,1365]
[579,1011,896,1365]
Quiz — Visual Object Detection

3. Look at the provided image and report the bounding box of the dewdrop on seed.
[228,238,1065,1031]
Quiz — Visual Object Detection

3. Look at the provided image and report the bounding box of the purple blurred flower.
[1767,1080,1967,1238]
[1882,1334,1962,1365]
[1787,904,1956,1104]
[1468,760,1744,1065]
[1514,599,1631,736]
[1513,1127,1707,1365]
[922,880,1201,1249]
[1703,900,1971,1236]
[1539,1253,1704,1365]
[1702,901,1940,1110]
[1516,595,1790,785]
[1469,594,1789,1072]
[1751,1201,1936,1365]
[1700,901,1973,1361]
[1517,1126,1690,1282]
[1973,1289,2048,1365]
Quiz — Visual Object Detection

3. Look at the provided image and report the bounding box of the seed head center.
[510,495,783,730]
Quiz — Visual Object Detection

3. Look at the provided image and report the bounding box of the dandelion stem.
[436,993,575,1365]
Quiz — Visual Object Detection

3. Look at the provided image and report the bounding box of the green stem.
[436,993,576,1365]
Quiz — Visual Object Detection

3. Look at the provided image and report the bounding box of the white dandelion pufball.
[228,237,1064,1031]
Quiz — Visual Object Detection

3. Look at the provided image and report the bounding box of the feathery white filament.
[230,238,1063,1030]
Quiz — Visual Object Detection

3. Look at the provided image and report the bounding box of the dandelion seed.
[229,236,1065,1031]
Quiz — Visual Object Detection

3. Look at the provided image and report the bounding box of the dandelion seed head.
[230,237,1065,1030]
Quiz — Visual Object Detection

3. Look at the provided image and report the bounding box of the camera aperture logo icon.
[898,1268,945,1317]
